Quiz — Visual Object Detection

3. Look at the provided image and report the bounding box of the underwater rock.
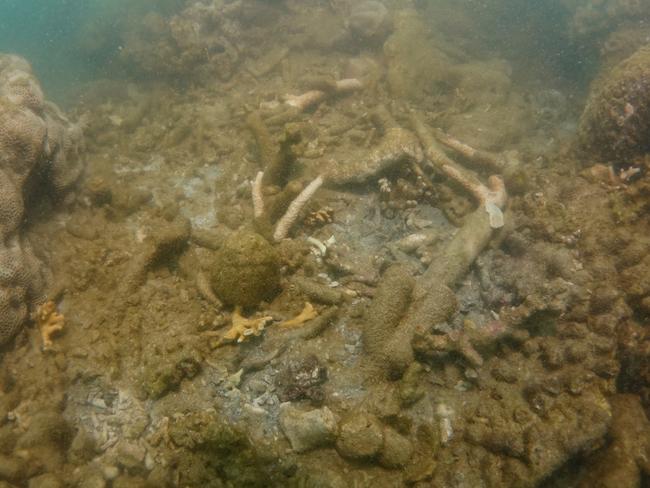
[579,46,650,163]
[335,412,384,461]
[576,394,650,488]
[379,427,413,469]
[141,347,202,399]
[347,1,392,43]
[383,9,451,103]
[277,354,328,405]
[119,1,243,82]
[27,473,63,488]
[0,454,27,484]
[209,230,281,308]
[279,404,338,453]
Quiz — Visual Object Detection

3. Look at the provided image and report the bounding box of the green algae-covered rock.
[209,230,280,308]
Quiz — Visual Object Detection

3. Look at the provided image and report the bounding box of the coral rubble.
[4,1,650,487]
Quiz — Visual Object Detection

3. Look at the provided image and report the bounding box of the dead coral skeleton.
[35,301,64,350]
[265,77,363,126]
[284,78,363,112]
[251,172,325,241]
[362,112,516,378]
[411,112,508,228]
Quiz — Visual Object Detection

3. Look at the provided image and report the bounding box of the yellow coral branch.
[214,306,273,347]
[279,302,318,328]
[36,301,64,350]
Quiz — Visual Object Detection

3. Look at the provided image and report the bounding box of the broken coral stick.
[283,78,362,112]
[273,175,324,241]
[252,171,265,219]
[411,112,506,208]
[432,129,506,172]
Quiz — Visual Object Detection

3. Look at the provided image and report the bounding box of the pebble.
[335,413,384,460]
[379,427,413,468]
[28,473,63,488]
[279,403,338,453]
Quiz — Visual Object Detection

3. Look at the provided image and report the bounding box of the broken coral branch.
[273,175,324,241]
[36,301,64,350]
[284,78,363,112]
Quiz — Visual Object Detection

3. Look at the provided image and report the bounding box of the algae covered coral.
[1,0,650,487]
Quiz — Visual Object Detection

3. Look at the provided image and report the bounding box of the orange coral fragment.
[279,302,318,328]
[36,301,64,350]
[214,306,273,347]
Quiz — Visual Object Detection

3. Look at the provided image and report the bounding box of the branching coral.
[247,106,327,241]
[325,105,424,185]
[271,175,324,241]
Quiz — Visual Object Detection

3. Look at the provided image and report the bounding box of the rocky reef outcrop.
[119,1,245,81]
[579,45,650,163]
[0,54,84,345]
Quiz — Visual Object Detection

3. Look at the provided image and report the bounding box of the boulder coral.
[579,46,650,163]
[0,54,84,346]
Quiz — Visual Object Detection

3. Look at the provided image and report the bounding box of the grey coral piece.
[0,53,85,345]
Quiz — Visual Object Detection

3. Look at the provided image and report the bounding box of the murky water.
[1,1,649,487]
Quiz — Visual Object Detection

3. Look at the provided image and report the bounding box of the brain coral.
[0,54,84,345]
[579,46,650,163]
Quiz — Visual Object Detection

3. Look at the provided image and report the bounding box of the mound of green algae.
[209,230,281,308]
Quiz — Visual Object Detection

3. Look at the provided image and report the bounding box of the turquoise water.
[0,0,593,104]
[0,0,97,100]
[0,0,183,103]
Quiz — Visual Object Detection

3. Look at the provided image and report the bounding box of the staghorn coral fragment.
[412,320,493,368]
[123,217,191,293]
[214,306,273,347]
[272,175,324,241]
[291,276,343,305]
[283,78,363,112]
[265,78,363,126]
[36,301,64,351]
[411,112,507,211]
